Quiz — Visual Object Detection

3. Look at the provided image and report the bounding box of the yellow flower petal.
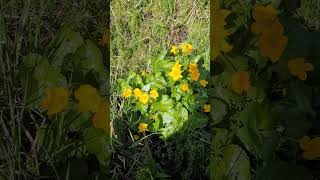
[138,123,148,133]
[170,45,179,55]
[134,88,142,98]
[299,136,311,151]
[92,101,110,134]
[181,84,189,92]
[75,85,101,112]
[288,58,313,80]
[200,80,208,87]
[150,90,159,99]
[300,136,320,160]
[251,5,278,35]
[230,71,251,94]
[42,87,69,115]
[122,88,132,98]
[188,63,200,81]
[181,43,193,54]
[258,30,288,63]
[139,93,149,104]
[169,61,183,81]
[203,104,211,112]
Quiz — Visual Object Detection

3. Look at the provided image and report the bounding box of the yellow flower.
[188,63,198,72]
[139,93,149,104]
[299,136,320,160]
[122,88,132,98]
[200,80,208,87]
[181,84,189,92]
[133,134,140,140]
[211,0,232,60]
[181,43,193,54]
[138,123,148,133]
[258,31,288,63]
[150,114,158,121]
[190,71,200,81]
[203,104,211,112]
[251,5,278,35]
[75,84,100,112]
[150,90,159,99]
[188,63,200,81]
[134,88,142,98]
[169,61,183,81]
[288,58,314,80]
[251,5,287,62]
[170,45,179,55]
[42,87,69,115]
[141,70,147,77]
[230,71,251,94]
[92,101,110,134]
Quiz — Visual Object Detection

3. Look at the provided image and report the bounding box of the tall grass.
[0,0,108,179]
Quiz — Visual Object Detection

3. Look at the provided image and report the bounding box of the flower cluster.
[120,42,210,139]
[170,43,193,56]
[122,87,158,105]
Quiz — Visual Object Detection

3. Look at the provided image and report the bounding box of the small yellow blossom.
[181,43,193,54]
[134,88,142,98]
[141,70,147,77]
[138,123,148,133]
[200,80,208,87]
[150,90,159,99]
[92,101,110,134]
[181,84,189,92]
[170,45,179,55]
[42,87,69,115]
[188,63,200,81]
[230,71,251,94]
[299,136,320,160]
[139,93,149,104]
[122,88,132,98]
[288,58,314,80]
[169,60,183,81]
[150,114,158,121]
[203,104,211,112]
[133,134,140,140]
[75,84,101,112]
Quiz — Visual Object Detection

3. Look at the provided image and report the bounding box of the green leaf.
[83,128,109,164]
[189,112,208,129]
[235,102,273,158]
[210,99,227,124]
[75,40,106,80]
[51,30,84,67]
[210,145,251,180]
[161,110,175,125]
[247,86,266,102]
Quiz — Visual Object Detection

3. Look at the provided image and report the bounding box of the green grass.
[110,0,209,125]
[110,0,210,179]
